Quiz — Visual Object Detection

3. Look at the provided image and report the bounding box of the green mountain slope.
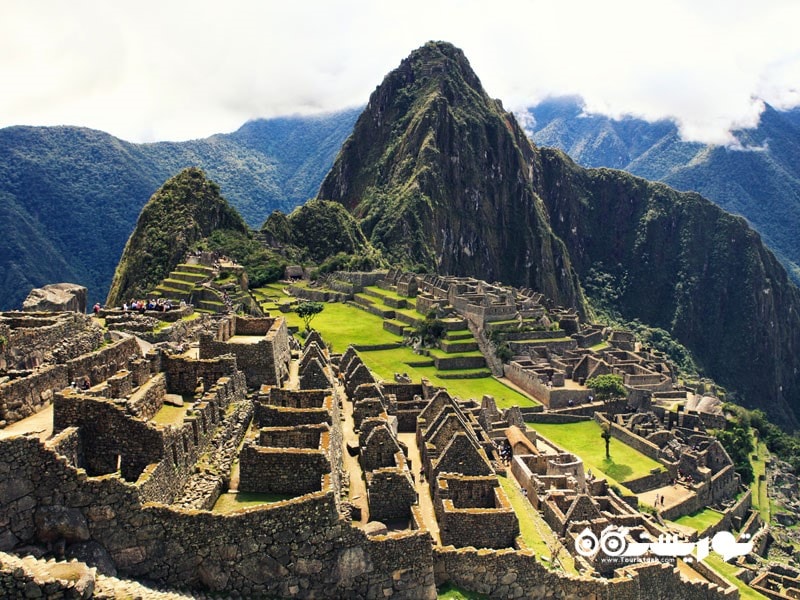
[0,109,359,309]
[318,41,586,312]
[535,150,800,427]
[107,168,248,305]
[524,97,800,283]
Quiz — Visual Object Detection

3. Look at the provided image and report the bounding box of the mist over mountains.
[523,96,800,285]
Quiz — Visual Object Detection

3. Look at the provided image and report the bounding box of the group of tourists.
[123,298,177,313]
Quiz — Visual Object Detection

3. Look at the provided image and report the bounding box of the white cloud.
[1,0,799,143]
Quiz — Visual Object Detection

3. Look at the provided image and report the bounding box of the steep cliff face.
[536,148,800,427]
[106,167,248,305]
[318,41,586,312]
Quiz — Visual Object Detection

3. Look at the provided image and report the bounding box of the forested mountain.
[318,42,586,312]
[524,96,800,284]
[0,109,359,309]
[316,41,800,426]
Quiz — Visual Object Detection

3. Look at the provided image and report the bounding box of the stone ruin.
[0,305,741,598]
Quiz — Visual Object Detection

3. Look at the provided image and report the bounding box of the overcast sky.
[2,0,799,145]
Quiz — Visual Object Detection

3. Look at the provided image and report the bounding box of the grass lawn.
[150,404,187,426]
[527,421,665,487]
[750,431,770,523]
[437,584,488,599]
[363,285,415,304]
[360,347,538,408]
[212,491,295,513]
[673,507,725,532]
[704,555,767,599]
[252,293,540,409]
[497,474,577,573]
[285,302,399,351]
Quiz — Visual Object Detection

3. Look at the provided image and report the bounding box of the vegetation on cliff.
[535,151,800,427]
[317,41,587,313]
[106,168,248,305]
[524,97,800,284]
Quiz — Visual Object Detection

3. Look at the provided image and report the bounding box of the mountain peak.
[318,43,587,312]
[106,167,247,305]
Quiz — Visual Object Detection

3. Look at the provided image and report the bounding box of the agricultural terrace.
[252,284,538,409]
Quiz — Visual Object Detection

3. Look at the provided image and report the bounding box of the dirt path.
[0,404,53,441]
[339,383,369,523]
[398,431,441,544]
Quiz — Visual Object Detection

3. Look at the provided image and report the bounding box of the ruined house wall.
[258,425,324,448]
[594,413,662,462]
[233,316,274,336]
[266,388,328,408]
[0,432,438,599]
[238,445,329,495]
[0,336,140,426]
[503,362,591,408]
[254,404,332,427]
[66,336,140,386]
[199,318,290,388]
[366,468,417,522]
[53,393,164,480]
[2,313,100,370]
[381,383,423,401]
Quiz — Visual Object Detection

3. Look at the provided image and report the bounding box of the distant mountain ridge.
[523,96,800,284]
[0,109,360,309]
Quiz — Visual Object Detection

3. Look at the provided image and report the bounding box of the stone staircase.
[151,263,216,303]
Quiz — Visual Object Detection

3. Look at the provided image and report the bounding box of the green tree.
[296,301,324,331]
[601,423,613,459]
[414,312,446,347]
[586,374,626,403]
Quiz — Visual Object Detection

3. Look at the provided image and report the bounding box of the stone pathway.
[638,482,695,514]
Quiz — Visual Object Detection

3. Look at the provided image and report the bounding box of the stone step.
[161,278,196,293]
[176,263,216,276]
[439,339,479,353]
[170,270,211,284]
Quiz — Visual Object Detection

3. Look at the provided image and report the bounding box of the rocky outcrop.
[318,41,587,314]
[23,283,87,313]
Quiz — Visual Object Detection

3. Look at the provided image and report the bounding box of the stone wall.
[1,335,142,425]
[0,426,439,598]
[367,468,417,522]
[434,474,518,550]
[265,388,328,408]
[594,412,662,463]
[504,363,591,408]
[199,317,290,389]
[1,312,100,371]
[162,353,238,395]
[433,546,736,600]
[255,403,333,427]
[238,444,330,495]
[0,364,69,424]
[381,383,423,401]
